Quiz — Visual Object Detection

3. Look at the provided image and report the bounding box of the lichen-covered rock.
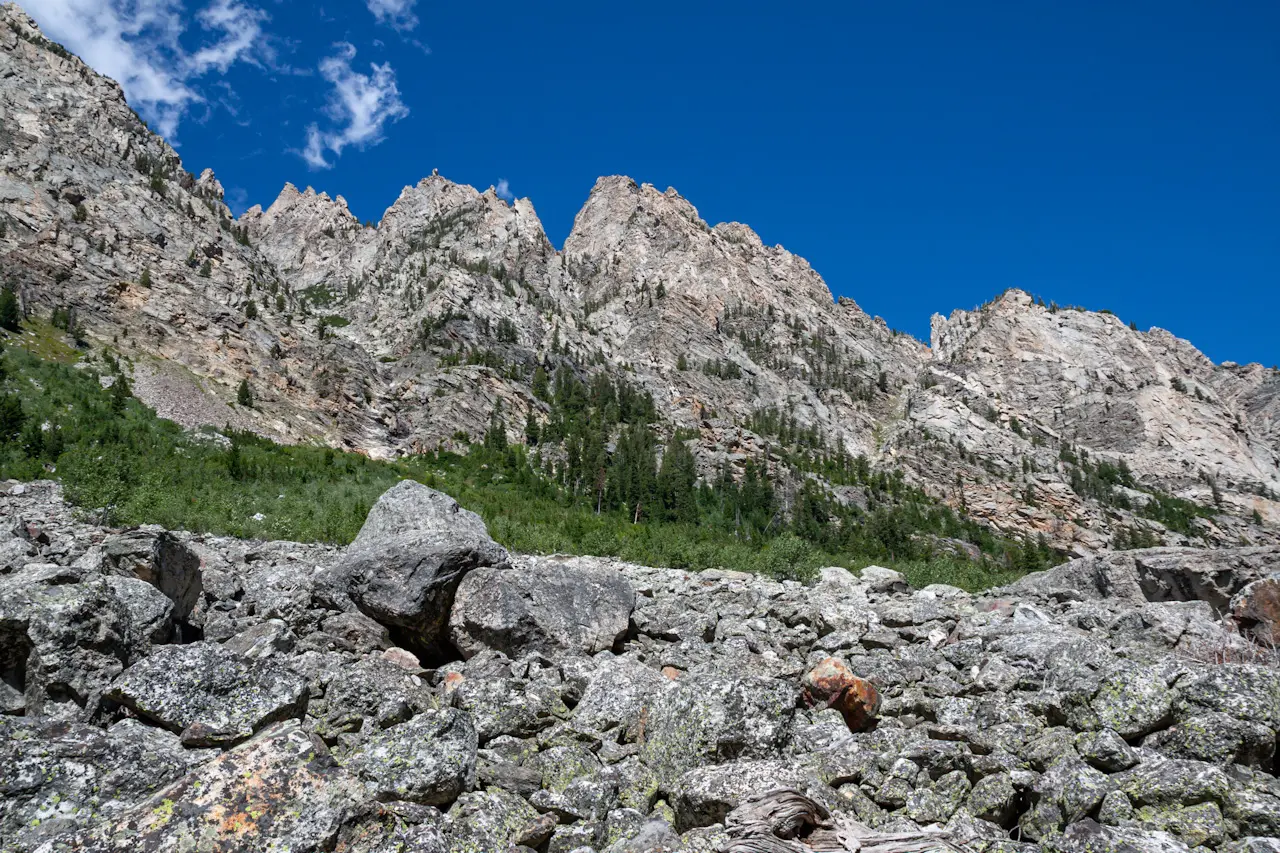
[967,772,1018,825]
[1076,728,1140,772]
[103,531,205,627]
[1051,818,1193,853]
[0,570,142,720]
[225,618,296,659]
[906,769,971,825]
[442,788,541,853]
[1132,801,1228,848]
[1086,666,1174,739]
[1018,758,1110,841]
[317,481,509,649]
[641,673,796,789]
[0,716,215,849]
[106,641,308,746]
[103,575,174,646]
[1226,787,1280,837]
[1178,665,1280,728]
[71,721,377,852]
[310,655,436,740]
[1113,758,1231,809]
[1144,711,1276,767]
[449,556,635,660]
[602,816,682,853]
[669,759,818,832]
[452,675,570,742]
[573,656,668,740]
[344,708,476,806]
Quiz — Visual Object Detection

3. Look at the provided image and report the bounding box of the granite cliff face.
[2,3,1278,554]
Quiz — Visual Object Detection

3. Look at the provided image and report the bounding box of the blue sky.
[22,0,1280,367]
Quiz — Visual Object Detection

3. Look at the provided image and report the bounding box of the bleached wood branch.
[721,788,963,853]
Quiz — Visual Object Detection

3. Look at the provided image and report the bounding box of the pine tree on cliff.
[0,286,20,332]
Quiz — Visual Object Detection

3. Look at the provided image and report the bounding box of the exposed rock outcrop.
[2,4,1275,555]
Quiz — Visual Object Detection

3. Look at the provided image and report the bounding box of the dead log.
[721,788,962,853]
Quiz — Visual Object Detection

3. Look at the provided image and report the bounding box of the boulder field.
[1,479,1278,853]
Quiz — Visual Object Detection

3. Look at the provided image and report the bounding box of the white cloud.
[189,0,271,74]
[495,179,514,203]
[366,0,418,31]
[22,0,274,139]
[297,43,408,169]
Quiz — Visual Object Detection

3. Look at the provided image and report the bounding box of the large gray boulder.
[448,556,635,659]
[0,569,145,720]
[640,673,797,790]
[0,716,215,850]
[106,641,309,746]
[573,656,669,740]
[317,481,509,649]
[1004,547,1278,612]
[670,759,818,832]
[69,721,383,852]
[310,655,437,740]
[103,529,205,629]
[344,708,477,806]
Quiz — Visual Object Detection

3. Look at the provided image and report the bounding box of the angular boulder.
[0,716,215,849]
[1232,578,1280,646]
[344,708,477,806]
[449,556,635,659]
[72,721,377,852]
[640,673,797,789]
[106,641,308,746]
[573,656,668,740]
[1055,818,1193,853]
[443,788,542,853]
[800,656,881,733]
[0,571,142,720]
[317,481,509,649]
[670,759,817,832]
[312,655,437,740]
[104,529,204,627]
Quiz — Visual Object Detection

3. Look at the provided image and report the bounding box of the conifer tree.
[657,436,698,522]
[531,366,549,401]
[0,285,20,332]
[484,401,507,451]
[109,374,131,414]
[237,378,253,407]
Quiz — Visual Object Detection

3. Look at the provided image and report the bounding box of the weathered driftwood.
[721,788,963,853]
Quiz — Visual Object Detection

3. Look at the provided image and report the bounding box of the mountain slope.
[1,3,1276,556]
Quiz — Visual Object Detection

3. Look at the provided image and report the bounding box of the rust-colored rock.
[800,656,881,732]
[1232,578,1280,646]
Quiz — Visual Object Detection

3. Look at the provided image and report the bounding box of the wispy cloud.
[189,0,272,74]
[495,179,514,203]
[298,43,409,169]
[21,0,274,139]
[366,0,418,31]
